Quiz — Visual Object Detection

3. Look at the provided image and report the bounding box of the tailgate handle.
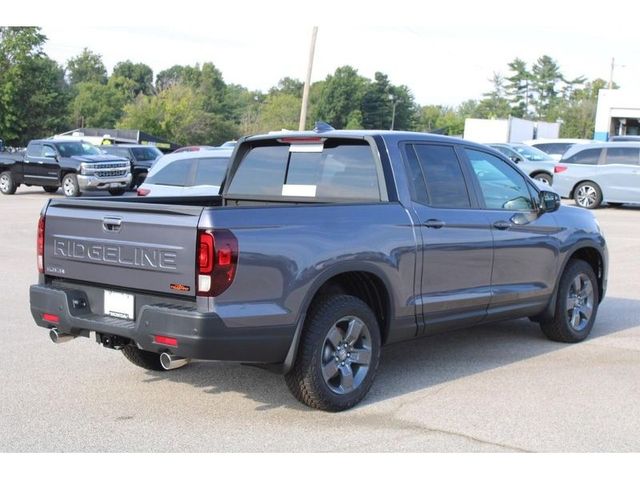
[103,216,123,232]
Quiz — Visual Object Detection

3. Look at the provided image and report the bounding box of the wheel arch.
[281,264,394,374]
[534,243,606,322]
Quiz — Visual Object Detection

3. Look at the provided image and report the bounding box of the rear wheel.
[285,295,381,411]
[0,171,17,195]
[62,173,81,197]
[539,259,599,343]
[108,188,126,196]
[121,345,164,371]
[574,181,602,209]
[533,172,552,186]
[43,186,58,193]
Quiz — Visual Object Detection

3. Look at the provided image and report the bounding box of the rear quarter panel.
[199,203,419,331]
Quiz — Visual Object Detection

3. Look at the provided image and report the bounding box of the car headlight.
[79,163,88,174]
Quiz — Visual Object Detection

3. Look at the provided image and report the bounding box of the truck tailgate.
[43,199,203,297]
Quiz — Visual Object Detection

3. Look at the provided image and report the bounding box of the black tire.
[539,259,599,343]
[0,170,17,195]
[574,181,602,209]
[62,173,81,197]
[108,188,126,196]
[285,295,381,412]
[121,345,165,371]
[43,186,58,193]
[533,172,553,186]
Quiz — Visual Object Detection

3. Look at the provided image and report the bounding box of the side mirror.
[539,190,561,213]
[510,156,522,164]
[44,151,57,160]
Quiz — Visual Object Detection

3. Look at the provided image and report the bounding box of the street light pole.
[389,94,398,130]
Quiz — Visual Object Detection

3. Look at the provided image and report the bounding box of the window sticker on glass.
[282,184,317,197]
[289,143,324,153]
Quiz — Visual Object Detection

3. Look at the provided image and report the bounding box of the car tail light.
[196,229,238,296]
[37,215,45,273]
[554,165,568,173]
[137,188,150,196]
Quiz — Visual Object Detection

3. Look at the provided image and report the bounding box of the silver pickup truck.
[30,129,608,411]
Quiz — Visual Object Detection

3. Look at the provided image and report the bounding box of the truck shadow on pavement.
[142,296,638,412]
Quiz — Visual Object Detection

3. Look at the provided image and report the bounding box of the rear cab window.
[226,138,385,202]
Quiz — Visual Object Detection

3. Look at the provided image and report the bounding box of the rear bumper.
[29,284,294,363]
[77,173,132,191]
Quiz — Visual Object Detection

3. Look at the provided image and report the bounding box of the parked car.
[30,130,607,411]
[137,149,232,197]
[1,139,131,197]
[172,145,219,154]
[487,143,556,185]
[524,138,595,161]
[100,144,162,189]
[553,141,640,209]
[610,135,640,142]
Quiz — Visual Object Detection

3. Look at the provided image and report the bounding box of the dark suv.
[101,144,162,189]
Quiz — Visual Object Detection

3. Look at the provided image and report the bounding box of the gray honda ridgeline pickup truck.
[30,129,608,411]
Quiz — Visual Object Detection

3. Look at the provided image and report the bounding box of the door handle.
[102,216,123,233]
[493,220,511,230]
[424,219,445,229]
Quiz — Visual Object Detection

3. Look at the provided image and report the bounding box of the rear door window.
[404,144,471,208]
[227,140,381,201]
[147,159,195,186]
[604,147,640,165]
[194,157,228,186]
[562,148,602,165]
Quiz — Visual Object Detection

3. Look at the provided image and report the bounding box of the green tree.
[118,84,238,146]
[112,60,154,96]
[0,27,70,145]
[361,72,392,129]
[505,58,532,118]
[70,76,136,128]
[66,48,107,85]
[255,93,300,132]
[269,77,304,98]
[315,66,368,129]
[476,73,512,119]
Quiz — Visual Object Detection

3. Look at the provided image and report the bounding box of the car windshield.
[511,145,553,162]
[56,142,102,157]
[132,147,162,161]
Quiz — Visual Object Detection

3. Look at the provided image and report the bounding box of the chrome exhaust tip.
[49,328,76,344]
[160,352,190,370]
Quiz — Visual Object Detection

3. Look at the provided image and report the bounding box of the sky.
[6,1,640,107]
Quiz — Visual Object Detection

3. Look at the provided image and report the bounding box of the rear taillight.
[37,215,45,273]
[554,165,568,173]
[154,335,178,347]
[196,229,238,296]
[137,188,150,196]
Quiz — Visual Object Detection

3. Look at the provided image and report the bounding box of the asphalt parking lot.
[1,187,639,452]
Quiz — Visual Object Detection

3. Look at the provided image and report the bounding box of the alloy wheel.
[566,273,594,331]
[321,316,372,395]
[576,185,597,208]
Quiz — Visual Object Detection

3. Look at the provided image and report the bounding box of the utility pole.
[298,26,318,131]
[609,57,615,90]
